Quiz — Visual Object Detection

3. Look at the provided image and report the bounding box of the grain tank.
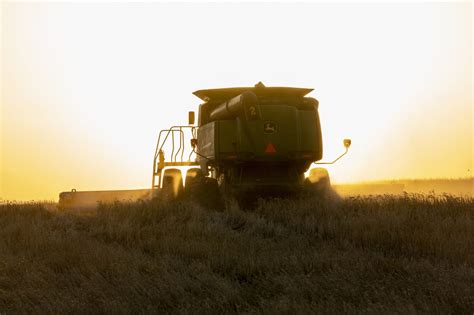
[193,82,327,202]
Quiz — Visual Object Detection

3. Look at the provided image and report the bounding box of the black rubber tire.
[187,176,223,210]
[183,168,203,200]
[160,168,184,201]
[304,168,331,195]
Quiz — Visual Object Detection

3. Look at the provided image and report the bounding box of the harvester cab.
[151,82,351,207]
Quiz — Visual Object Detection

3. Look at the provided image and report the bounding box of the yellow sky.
[1,2,472,201]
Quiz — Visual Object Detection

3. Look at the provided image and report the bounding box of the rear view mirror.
[188,111,195,125]
[343,139,352,148]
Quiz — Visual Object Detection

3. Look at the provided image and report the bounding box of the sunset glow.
[1,2,472,200]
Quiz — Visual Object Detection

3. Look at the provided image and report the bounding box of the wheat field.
[0,193,473,313]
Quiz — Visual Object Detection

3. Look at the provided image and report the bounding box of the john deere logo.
[264,122,277,134]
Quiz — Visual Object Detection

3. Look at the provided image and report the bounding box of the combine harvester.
[59,82,351,209]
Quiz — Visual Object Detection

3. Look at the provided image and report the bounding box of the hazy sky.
[1,2,472,201]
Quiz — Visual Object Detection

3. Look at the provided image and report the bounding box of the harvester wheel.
[304,167,331,195]
[183,168,203,199]
[187,176,223,210]
[203,177,224,210]
[235,194,257,210]
[160,168,184,201]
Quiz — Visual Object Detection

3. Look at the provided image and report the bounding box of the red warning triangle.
[265,142,276,153]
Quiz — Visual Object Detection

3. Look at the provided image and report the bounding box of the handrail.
[154,126,195,160]
[152,126,198,191]
[171,131,175,162]
[180,128,185,162]
[153,126,197,161]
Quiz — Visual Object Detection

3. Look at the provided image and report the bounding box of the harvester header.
[59,82,351,209]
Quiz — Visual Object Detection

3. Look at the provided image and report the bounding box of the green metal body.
[195,84,323,198]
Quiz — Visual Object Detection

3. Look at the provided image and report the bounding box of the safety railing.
[152,126,198,191]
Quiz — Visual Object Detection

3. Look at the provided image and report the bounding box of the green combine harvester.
[59,82,351,209]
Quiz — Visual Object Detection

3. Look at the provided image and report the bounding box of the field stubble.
[0,192,473,313]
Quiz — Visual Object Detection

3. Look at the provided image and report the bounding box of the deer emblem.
[264,122,277,134]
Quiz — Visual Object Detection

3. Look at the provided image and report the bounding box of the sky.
[1,2,472,201]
